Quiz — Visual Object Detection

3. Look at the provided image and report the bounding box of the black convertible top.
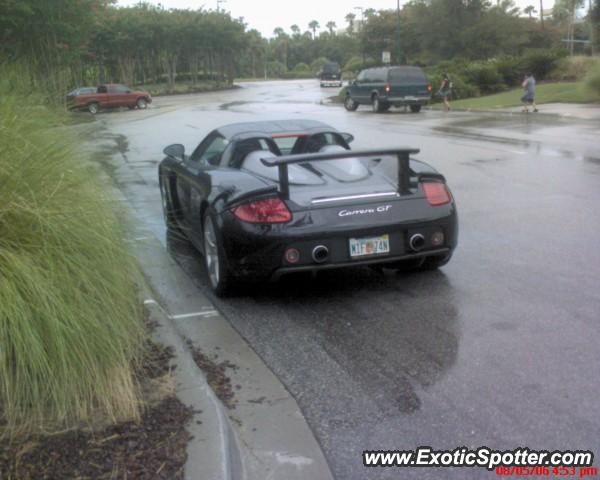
[217,119,335,140]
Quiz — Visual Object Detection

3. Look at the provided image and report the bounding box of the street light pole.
[396,0,402,64]
[590,0,595,56]
[354,6,365,66]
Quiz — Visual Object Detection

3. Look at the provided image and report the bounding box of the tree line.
[0,0,597,94]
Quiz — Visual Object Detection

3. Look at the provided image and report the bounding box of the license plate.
[349,234,390,258]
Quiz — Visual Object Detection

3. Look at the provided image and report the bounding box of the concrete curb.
[104,184,244,480]
[145,297,243,480]
[134,233,334,480]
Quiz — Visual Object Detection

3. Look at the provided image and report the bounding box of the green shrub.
[518,48,566,80]
[0,65,144,437]
[342,56,380,74]
[310,57,331,72]
[267,60,287,77]
[279,71,316,79]
[494,56,526,86]
[428,72,480,101]
[463,63,506,94]
[548,55,600,81]
[584,62,600,97]
[293,62,311,72]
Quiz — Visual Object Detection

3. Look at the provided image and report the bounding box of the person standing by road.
[437,73,452,112]
[521,73,538,113]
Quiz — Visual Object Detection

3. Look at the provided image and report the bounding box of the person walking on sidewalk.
[437,73,452,112]
[521,73,538,113]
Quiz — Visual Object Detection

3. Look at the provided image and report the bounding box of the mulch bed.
[0,339,194,480]
[186,340,239,410]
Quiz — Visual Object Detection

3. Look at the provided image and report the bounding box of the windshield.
[322,63,340,74]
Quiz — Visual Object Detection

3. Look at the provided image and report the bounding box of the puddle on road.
[219,100,326,113]
[449,113,569,131]
[585,156,600,165]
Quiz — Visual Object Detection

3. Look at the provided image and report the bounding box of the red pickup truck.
[67,84,152,114]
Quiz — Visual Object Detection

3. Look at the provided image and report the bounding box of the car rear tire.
[88,102,99,115]
[203,212,233,296]
[344,95,359,111]
[410,105,422,113]
[372,94,387,113]
[159,173,179,230]
[136,97,148,109]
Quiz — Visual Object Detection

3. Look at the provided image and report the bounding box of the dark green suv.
[344,65,432,113]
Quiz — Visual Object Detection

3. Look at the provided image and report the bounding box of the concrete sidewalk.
[440,102,600,121]
[506,102,600,120]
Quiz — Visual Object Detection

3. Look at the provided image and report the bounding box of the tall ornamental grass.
[0,66,144,437]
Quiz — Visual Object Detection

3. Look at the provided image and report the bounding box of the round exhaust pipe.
[312,245,329,263]
[409,234,426,252]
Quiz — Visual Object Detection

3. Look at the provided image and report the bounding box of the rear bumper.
[383,96,430,105]
[270,247,450,280]
[320,80,343,87]
[219,210,458,281]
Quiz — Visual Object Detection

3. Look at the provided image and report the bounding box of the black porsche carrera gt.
[159,119,458,295]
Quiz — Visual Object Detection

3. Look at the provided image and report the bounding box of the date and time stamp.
[495,466,598,477]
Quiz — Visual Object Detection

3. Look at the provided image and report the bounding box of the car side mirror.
[163,144,185,161]
[341,133,354,144]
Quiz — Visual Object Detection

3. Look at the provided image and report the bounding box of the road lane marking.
[170,310,219,320]
[144,299,219,320]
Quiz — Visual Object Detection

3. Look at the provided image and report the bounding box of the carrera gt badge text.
[338,205,392,217]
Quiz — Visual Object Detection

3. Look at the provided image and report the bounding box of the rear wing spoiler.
[260,148,420,198]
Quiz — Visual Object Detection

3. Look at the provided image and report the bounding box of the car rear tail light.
[232,197,292,223]
[427,84,432,92]
[384,83,391,93]
[423,182,452,206]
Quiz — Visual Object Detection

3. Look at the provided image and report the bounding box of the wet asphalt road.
[94,80,600,479]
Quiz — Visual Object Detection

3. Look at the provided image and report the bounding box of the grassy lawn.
[446,82,599,109]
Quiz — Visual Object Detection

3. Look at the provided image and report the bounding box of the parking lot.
[93,79,600,479]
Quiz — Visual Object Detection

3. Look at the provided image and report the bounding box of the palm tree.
[326,21,337,35]
[345,12,356,34]
[290,24,300,37]
[364,8,376,17]
[308,20,320,39]
[524,5,536,17]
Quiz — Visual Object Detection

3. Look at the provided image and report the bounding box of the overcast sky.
[117,0,557,37]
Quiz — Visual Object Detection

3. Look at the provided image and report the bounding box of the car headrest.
[241,150,323,185]
[319,144,347,153]
[241,149,276,168]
